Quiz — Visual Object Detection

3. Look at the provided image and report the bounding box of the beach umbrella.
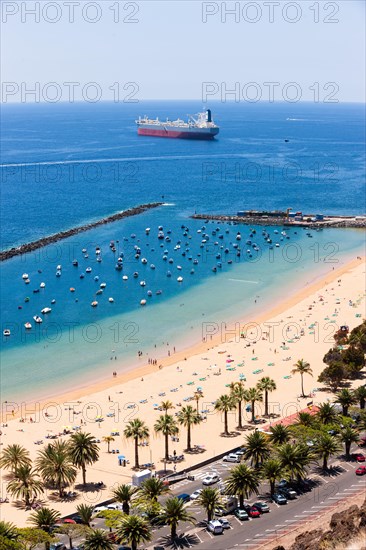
[118,455,125,459]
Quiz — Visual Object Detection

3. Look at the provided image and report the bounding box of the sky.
[1,0,365,103]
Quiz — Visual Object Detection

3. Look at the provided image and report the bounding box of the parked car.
[217,518,230,529]
[50,545,66,550]
[290,479,312,493]
[280,488,297,500]
[207,520,224,534]
[202,474,220,485]
[234,447,246,457]
[242,504,261,518]
[177,493,190,503]
[223,453,240,463]
[355,466,366,476]
[278,479,288,488]
[351,453,365,462]
[234,508,249,521]
[93,505,108,514]
[190,489,202,501]
[252,501,270,513]
[272,493,287,505]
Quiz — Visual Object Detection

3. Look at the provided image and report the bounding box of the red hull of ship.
[137,128,215,140]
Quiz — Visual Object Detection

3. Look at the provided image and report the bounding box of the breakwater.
[0,202,163,262]
[191,213,366,229]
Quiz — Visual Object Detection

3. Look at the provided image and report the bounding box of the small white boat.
[40,282,46,288]
[3,329,11,336]
[57,265,62,270]
[177,276,183,282]
[140,299,146,306]
[141,258,148,264]
[24,322,32,330]
[91,301,98,307]
[100,283,107,288]
[56,271,61,277]
[25,278,30,284]
[86,267,92,273]
[108,297,114,303]
[140,280,146,287]
[122,275,128,280]
[41,307,52,314]
[33,315,43,323]
[22,273,29,280]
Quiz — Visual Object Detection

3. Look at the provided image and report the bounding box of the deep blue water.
[0,101,365,401]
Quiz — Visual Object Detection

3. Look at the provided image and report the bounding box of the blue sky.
[1,0,365,103]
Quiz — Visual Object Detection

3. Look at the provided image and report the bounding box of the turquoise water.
[1,101,365,401]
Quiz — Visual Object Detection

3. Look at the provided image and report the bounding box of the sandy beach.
[1,256,365,526]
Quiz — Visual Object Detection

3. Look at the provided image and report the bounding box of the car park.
[177,493,190,503]
[272,493,287,504]
[202,474,220,485]
[207,520,224,534]
[252,501,270,513]
[234,507,249,521]
[217,518,231,529]
[190,489,202,501]
[355,466,366,475]
[223,453,240,463]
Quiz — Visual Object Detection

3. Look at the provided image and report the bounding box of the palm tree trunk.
[360,397,365,409]
[238,401,243,429]
[208,509,212,522]
[301,373,305,397]
[107,441,111,453]
[171,522,177,540]
[82,465,86,485]
[323,455,328,470]
[132,541,137,550]
[165,432,169,461]
[134,436,139,468]
[239,494,244,508]
[345,442,351,459]
[187,424,191,451]
[265,391,268,417]
[270,480,275,496]
[251,401,255,422]
[224,411,228,434]
[196,397,199,412]
[123,502,129,515]
[343,406,348,416]
[68,535,73,549]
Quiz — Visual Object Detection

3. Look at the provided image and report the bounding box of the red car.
[352,453,365,462]
[243,504,261,518]
[355,466,366,476]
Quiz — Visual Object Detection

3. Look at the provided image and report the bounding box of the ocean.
[1,101,365,402]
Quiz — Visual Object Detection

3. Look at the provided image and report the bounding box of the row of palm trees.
[0,433,99,506]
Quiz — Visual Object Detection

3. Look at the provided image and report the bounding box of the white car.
[223,453,240,463]
[190,489,202,501]
[218,518,231,529]
[107,503,123,510]
[93,505,108,514]
[202,474,220,486]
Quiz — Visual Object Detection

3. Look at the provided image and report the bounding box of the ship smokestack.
[206,109,212,123]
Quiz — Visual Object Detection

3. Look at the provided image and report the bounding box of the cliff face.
[273,499,366,550]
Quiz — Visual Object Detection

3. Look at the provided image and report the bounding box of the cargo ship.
[135,109,219,140]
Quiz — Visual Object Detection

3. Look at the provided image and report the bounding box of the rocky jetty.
[0,202,163,262]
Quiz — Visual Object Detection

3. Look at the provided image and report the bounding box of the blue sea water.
[0,101,365,402]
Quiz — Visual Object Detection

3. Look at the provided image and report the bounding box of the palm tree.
[193,391,204,413]
[111,484,137,515]
[115,515,151,550]
[36,441,77,498]
[261,458,285,496]
[154,414,179,461]
[291,359,313,397]
[28,507,61,533]
[137,477,169,503]
[314,434,341,470]
[230,382,246,429]
[339,427,360,460]
[225,464,260,508]
[0,521,19,541]
[7,465,44,507]
[0,444,31,473]
[102,436,115,453]
[354,386,366,409]
[215,394,236,435]
[244,387,263,423]
[317,403,337,425]
[244,431,270,468]
[177,406,201,452]
[297,412,314,427]
[123,419,149,469]
[197,488,222,522]
[75,503,95,526]
[158,497,195,540]
[268,424,291,446]
[277,443,311,480]
[161,400,175,415]
[334,389,356,417]
[83,529,114,550]
[257,377,276,417]
[68,432,99,485]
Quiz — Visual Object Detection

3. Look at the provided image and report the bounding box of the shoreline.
[3,254,364,420]
[0,202,163,261]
